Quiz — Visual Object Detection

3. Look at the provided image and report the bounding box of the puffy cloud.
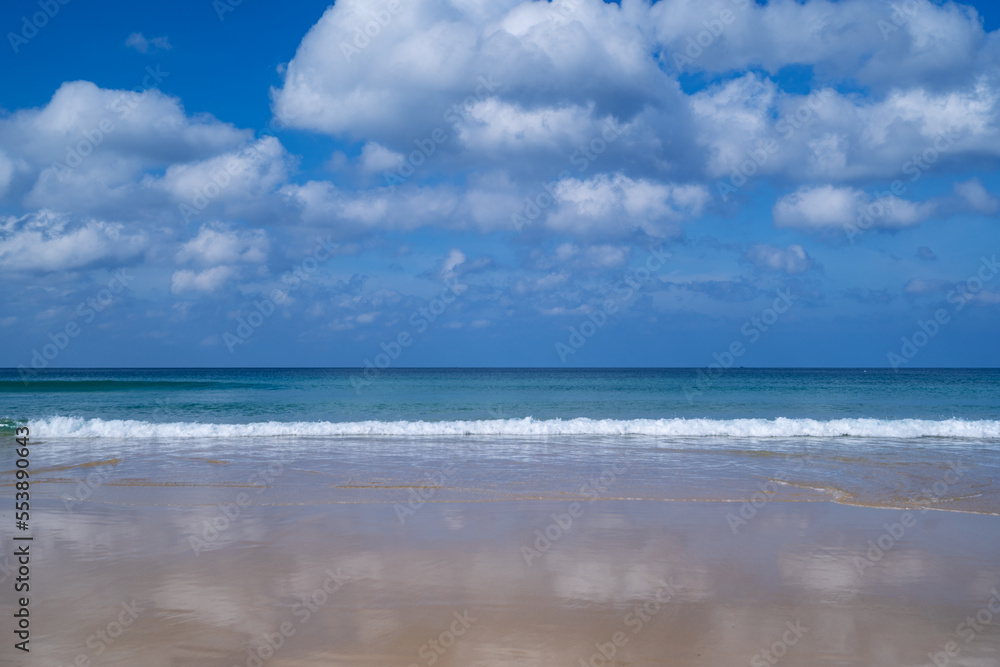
[744,244,813,274]
[175,225,269,266]
[272,0,1000,190]
[158,136,293,219]
[0,211,147,272]
[358,142,405,174]
[0,81,251,219]
[271,0,666,145]
[772,185,936,232]
[544,174,709,237]
[652,0,993,91]
[772,185,864,231]
[953,178,1000,215]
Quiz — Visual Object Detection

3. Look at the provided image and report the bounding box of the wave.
[21,416,1000,439]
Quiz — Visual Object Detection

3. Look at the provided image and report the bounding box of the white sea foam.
[26,416,1000,439]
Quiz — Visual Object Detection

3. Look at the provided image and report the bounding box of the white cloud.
[175,224,269,266]
[270,0,1000,192]
[358,142,404,174]
[170,266,237,294]
[0,81,251,219]
[745,244,813,274]
[773,185,936,232]
[159,136,292,208]
[0,211,146,272]
[546,174,709,237]
[652,0,990,91]
[954,178,1000,215]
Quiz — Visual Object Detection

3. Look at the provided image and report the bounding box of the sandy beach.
[7,488,1000,666]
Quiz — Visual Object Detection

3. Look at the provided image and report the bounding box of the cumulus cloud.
[953,178,1000,215]
[271,0,1000,191]
[545,174,709,237]
[0,211,146,272]
[772,185,936,233]
[0,81,250,220]
[159,136,293,217]
[175,224,269,266]
[744,244,813,274]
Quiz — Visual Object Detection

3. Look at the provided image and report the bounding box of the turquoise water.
[3,367,999,425]
[2,368,999,513]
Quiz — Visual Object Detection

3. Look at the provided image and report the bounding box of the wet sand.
[6,493,1000,666]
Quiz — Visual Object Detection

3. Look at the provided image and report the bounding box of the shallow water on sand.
[6,497,1000,666]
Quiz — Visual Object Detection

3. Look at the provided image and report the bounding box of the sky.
[1,0,999,369]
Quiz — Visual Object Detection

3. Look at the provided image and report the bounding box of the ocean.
[4,367,1000,513]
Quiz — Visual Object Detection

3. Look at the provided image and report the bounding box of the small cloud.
[773,185,934,233]
[953,178,1000,216]
[358,142,404,174]
[916,246,936,261]
[744,244,813,274]
[125,33,171,54]
[170,266,236,294]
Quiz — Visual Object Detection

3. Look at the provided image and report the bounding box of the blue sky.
[1,0,999,368]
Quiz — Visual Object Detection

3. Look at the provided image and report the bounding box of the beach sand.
[8,491,1000,666]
